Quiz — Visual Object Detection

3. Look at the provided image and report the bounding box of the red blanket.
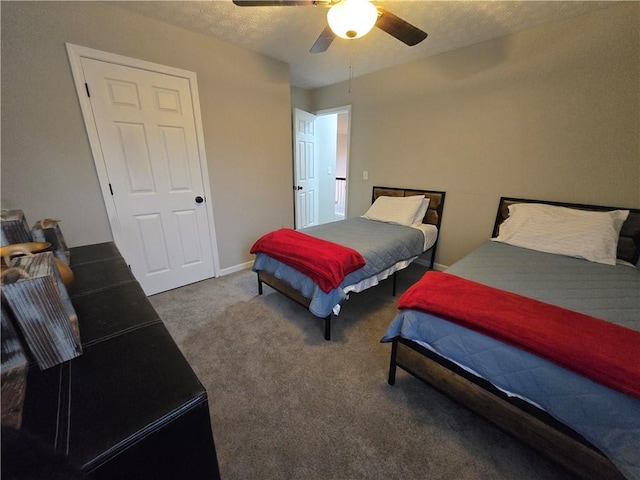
[398,271,640,398]
[250,229,366,293]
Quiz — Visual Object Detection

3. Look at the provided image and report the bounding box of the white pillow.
[492,203,629,265]
[411,197,430,226]
[362,195,424,226]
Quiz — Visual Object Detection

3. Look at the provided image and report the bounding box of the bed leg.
[324,315,331,341]
[429,244,437,270]
[392,272,397,297]
[388,339,398,385]
[257,276,263,295]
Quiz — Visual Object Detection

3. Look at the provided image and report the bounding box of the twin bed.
[384,197,640,480]
[250,190,639,479]
[251,186,445,340]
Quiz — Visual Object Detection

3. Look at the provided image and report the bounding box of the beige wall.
[311,3,640,267]
[1,1,294,272]
[291,86,313,112]
[3,3,638,273]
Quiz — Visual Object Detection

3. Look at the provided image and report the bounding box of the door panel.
[81,57,215,295]
[118,123,156,193]
[174,210,202,265]
[162,127,192,190]
[135,213,170,274]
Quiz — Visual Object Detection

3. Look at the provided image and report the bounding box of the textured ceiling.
[116,1,617,89]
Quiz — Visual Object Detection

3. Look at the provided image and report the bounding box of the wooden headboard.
[493,197,640,265]
[372,186,446,230]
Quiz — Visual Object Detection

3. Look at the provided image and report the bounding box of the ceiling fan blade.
[232,1,329,6]
[375,7,428,46]
[310,25,336,53]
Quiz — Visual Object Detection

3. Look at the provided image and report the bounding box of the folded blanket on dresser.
[398,271,640,398]
[250,228,366,293]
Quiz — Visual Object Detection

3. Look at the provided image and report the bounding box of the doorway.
[293,106,350,229]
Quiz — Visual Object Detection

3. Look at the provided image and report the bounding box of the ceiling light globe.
[327,0,378,40]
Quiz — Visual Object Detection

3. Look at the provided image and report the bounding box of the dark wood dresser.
[14,242,221,479]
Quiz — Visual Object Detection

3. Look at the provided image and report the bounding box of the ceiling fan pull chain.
[348,51,354,93]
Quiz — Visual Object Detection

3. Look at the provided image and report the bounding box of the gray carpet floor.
[149,264,579,480]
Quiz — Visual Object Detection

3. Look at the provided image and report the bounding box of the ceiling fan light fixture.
[327,0,378,40]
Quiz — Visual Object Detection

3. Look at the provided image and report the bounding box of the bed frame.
[388,197,640,480]
[256,186,446,341]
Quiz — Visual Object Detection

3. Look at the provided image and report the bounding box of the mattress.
[382,241,640,480]
[252,217,435,317]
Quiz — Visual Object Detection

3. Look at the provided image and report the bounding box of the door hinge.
[108,183,113,195]
[85,82,91,98]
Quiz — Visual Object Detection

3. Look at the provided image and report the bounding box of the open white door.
[293,108,319,229]
[67,44,219,295]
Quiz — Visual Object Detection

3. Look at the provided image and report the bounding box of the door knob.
[195,196,204,204]
[294,186,303,190]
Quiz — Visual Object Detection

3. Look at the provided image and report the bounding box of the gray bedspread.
[382,241,640,479]
[252,217,425,317]
[302,217,425,286]
[447,240,640,329]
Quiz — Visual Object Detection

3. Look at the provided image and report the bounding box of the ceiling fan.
[232,0,428,53]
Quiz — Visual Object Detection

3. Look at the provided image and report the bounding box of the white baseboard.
[414,258,448,271]
[219,261,253,276]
